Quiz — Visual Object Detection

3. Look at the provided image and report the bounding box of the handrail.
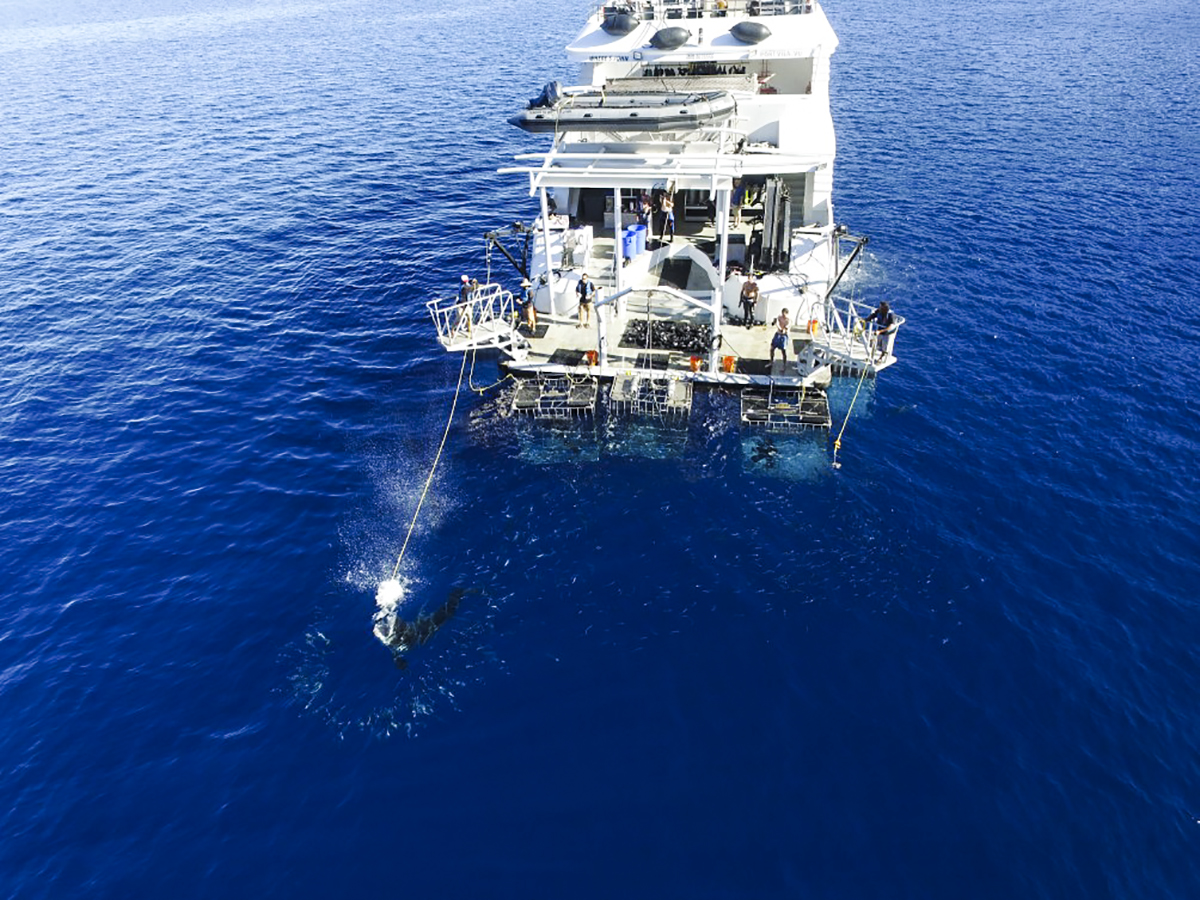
[426,283,518,348]
[823,296,905,362]
[594,1,813,21]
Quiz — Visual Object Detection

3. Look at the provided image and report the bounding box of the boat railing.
[426,283,519,351]
[824,297,904,363]
[597,0,813,23]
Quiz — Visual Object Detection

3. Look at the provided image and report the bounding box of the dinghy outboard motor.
[649,26,689,50]
[602,10,640,35]
[529,81,564,109]
[730,22,771,44]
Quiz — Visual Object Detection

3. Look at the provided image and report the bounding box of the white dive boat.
[427,0,902,427]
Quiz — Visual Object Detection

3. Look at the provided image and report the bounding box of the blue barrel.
[622,228,637,259]
[631,223,647,255]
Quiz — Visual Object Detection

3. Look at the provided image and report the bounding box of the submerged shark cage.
[608,372,693,420]
[740,382,831,432]
[512,373,600,419]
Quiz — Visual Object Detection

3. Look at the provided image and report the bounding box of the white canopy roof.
[501,144,827,195]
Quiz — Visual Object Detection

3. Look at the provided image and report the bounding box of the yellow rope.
[468,342,513,394]
[832,356,871,468]
[390,348,469,579]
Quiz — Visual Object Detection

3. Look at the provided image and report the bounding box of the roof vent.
[649,26,690,50]
[730,22,771,44]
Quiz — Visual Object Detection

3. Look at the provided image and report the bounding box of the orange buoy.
[722,355,737,373]
[689,355,702,372]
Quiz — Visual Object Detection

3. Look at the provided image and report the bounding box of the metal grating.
[609,374,693,419]
[740,385,831,432]
[512,374,599,420]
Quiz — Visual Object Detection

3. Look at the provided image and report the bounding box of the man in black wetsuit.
[377,588,479,670]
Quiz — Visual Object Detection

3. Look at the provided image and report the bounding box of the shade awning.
[500,149,827,195]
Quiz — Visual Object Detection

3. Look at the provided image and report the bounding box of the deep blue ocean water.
[2,0,1199,896]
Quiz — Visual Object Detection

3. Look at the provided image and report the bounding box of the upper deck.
[589,0,818,26]
[568,0,837,67]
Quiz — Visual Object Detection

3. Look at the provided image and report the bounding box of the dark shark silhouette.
[750,437,780,468]
[377,587,479,669]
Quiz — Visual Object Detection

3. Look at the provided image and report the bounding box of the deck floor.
[512,312,815,378]
[504,219,890,382]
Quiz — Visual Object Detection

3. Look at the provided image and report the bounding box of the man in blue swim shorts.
[770,307,790,366]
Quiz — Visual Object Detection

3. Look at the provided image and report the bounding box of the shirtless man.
[660,193,675,243]
[770,307,790,366]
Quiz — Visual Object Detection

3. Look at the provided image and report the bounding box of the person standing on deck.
[454,274,474,334]
[732,178,746,226]
[862,300,895,361]
[660,192,675,243]
[576,272,595,327]
[519,277,537,333]
[561,229,577,270]
[770,308,790,366]
[739,274,759,328]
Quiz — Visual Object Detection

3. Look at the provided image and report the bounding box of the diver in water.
[375,587,479,670]
[750,437,780,469]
